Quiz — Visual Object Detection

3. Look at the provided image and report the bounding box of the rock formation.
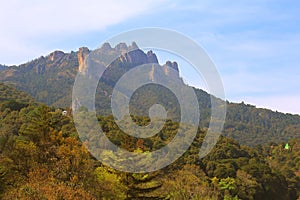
[78,47,90,74]
[163,61,179,77]
[49,51,65,62]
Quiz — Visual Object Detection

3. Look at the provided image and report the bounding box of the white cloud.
[1,0,162,35]
[0,0,168,64]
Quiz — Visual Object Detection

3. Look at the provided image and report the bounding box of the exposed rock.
[119,49,159,66]
[147,50,158,63]
[115,43,128,53]
[119,49,154,66]
[165,61,179,71]
[49,51,65,62]
[129,41,139,50]
[100,42,113,52]
[149,64,155,82]
[78,47,90,73]
[163,61,179,76]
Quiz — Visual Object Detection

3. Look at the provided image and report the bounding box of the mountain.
[0,43,299,146]
[0,50,79,107]
[0,83,35,114]
[0,49,299,199]
[0,83,34,103]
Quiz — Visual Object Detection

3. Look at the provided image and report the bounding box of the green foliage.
[93,167,126,199]
[224,102,300,146]
[0,52,78,107]
[0,53,300,199]
[0,83,34,104]
[266,138,300,199]
[124,172,163,200]
[0,97,299,199]
[219,177,237,196]
[162,164,218,200]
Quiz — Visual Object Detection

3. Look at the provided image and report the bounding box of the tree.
[236,170,260,200]
[218,177,238,199]
[91,166,126,199]
[162,165,218,200]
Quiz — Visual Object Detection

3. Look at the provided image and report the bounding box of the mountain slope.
[0,86,298,199]
[0,50,79,107]
[0,43,299,146]
[0,83,34,103]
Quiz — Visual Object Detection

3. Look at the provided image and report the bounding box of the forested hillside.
[0,84,299,199]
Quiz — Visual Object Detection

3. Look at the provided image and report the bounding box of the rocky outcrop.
[49,51,65,62]
[99,41,139,55]
[77,43,180,83]
[163,61,179,76]
[115,43,128,53]
[129,41,139,50]
[79,42,181,84]
[149,64,155,82]
[94,42,159,67]
[78,47,90,74]
[147,50,158,63]
[148,61,182,83]
[100,42,113,53]
[119,49,158,66]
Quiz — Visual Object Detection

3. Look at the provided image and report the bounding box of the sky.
[0,0,299,114]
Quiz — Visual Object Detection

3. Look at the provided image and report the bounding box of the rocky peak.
[130,41,139,50]
[163,61,179,76]
[76,43,176,80]
[114,42,139,52]
[147,50,158,63]
[49,51,65,62]
[100,42,113,52]
[165,61,179,71]
[118,49,159,66]
[78,47,90,73]
[115,43,128,53]
[98,42,139,55]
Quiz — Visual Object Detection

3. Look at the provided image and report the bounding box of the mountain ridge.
[0,43,299,146]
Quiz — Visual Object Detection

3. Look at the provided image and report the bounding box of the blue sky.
[1,0,300,114]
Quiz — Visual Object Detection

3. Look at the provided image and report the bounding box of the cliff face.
[78,47,90,74]
[81,42,180,83]
[163,61,179,74]
[163,61,179,77]
[0,42,181,81]
[119,49,158,66]
[0,42,182,107]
